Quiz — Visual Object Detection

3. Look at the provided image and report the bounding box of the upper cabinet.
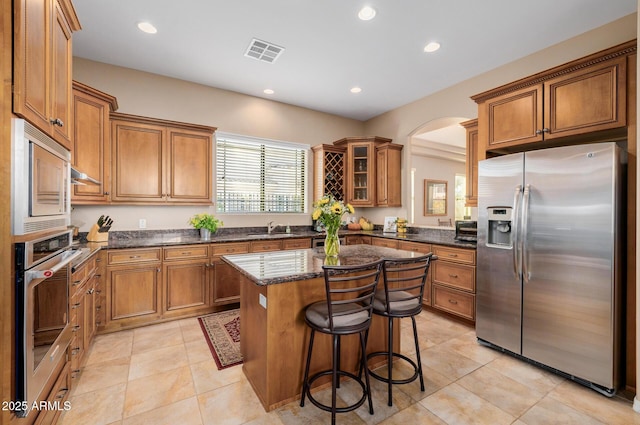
[72,81,118,204]
[110,113,216,204]
[473,41,634,154]
[14,0,81,150]
[331,136,403,207]
[311,144,346,201]
[460,119,478,208]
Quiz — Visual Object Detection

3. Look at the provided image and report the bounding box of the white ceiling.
[72,1,637,122]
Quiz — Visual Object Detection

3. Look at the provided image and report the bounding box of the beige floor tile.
[58,383,126,425]
[198,379,275,425]
[123,396,202,425]
[85,331,134,366]
[190,360,244,394]
[420,344,483,380]
[485,354,565,394]
[128,343,190,380]
[278,386,365,425]
[518,396,606,425]
[340,374,415,424]
[420,383,515,425]
[457,365,546,417]
[185,338,216,364]
[123,366,195,418]
[182,321,208,342]
[548,380,640,425]
[378,403,447,425]
[439,330,502,365]
[132,324,184,354]
[72,356,130,396]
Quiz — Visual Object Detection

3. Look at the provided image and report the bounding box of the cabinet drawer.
[108,248,162,265]
[371,238,399,249]
[250,240,283,252]
[163,245,209,261]
[398,241,432,254]
[346,235,372,245]
[433,245,476,265]
[211,242,250,256]
[433,262,475,292]
[282,238,311,250]
[71,266,88,288]
[432,285,475,321]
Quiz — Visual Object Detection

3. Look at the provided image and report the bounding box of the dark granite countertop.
[221,245,432,286]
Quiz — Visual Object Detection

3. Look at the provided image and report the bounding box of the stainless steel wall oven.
[14,229,82,416]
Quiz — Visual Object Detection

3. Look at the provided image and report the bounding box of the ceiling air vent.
[244,38,285,63]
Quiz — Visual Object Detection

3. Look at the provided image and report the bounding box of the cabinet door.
[376,144,402,207]
[72,85,111,203]
[13,0,50,134]
[545,57,626,139]
[347,142,375,206]
[311,144,346,201]
[107,265,162,324]
[111,120,166,202]
[163,260,210,318]
[166,129,212,203]
[462,119,478,207]
[485,84,544,148]
[50,0,74,149]
[212,260,241,305]
[371,237,398,249]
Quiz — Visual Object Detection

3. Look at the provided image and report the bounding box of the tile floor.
[58,310,640,425]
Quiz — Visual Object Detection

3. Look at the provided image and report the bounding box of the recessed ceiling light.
[424,41,441,53]
[350,87,362,94]
[263,89,274,95]
[358,6,376,21]
[137,22,157,34]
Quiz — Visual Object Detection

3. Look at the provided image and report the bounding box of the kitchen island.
[222,244,427,411]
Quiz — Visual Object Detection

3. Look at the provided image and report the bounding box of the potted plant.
[189,213,222,240]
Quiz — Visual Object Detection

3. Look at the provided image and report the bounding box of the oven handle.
[26,249,83,280]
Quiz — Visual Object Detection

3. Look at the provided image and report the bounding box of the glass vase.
[324,228,340,257]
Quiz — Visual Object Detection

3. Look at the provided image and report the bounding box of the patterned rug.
[198,308,242,370]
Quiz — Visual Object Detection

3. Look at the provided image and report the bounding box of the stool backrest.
[322,260,384,332]
[381,254,434,315]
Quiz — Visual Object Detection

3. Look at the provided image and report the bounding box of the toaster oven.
[455,220,477,242]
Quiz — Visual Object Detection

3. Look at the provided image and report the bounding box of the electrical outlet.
[139,218,147,229]
[259,293,267,309]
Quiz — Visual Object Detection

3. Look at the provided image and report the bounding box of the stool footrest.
[305,369,367,414]
[366,351,420,385]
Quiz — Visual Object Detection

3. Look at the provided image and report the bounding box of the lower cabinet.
[210,242,250,306]
[398,241,433,305]
[371,237,399,249]
[345,234,372,245]
[431,245,477,321]
[163,245,211,318]
[33,362,71,425]
[69,254,98,384]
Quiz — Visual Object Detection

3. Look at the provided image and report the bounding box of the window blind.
[216,134,306,213]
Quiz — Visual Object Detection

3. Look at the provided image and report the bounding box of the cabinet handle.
[104,192,110,195]
[72,325,80,332]
[542,128,549,133]
[181,252,191,255]
[71,302,81,309]
[448,274,459,278]
[448,254,458,257]
[96,290,102,294]
[535,129,542,135]
[71,348,80,355]
[96,258,102,262]
[157,268,161,273]
[448,299,458,305]
[49,118,64,127]
[87,288,95,295]
[96,306,101,311]
[72,280,81,286]
[129,255,141,259]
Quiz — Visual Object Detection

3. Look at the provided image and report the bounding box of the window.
[216,133,306,213]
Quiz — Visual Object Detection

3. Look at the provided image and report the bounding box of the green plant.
[189,213,222,232]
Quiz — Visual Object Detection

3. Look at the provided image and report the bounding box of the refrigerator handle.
[522,184,531,283]
[512,185,522,279]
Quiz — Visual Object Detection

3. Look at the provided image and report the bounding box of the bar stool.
[365,254,434,406]
[300,260,384,425]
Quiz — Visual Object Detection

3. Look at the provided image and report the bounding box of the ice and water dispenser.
[487,207,513,248]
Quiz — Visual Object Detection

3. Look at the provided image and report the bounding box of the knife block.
[87,223,109,242]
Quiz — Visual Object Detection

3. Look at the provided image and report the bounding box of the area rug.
[198,308,242,370]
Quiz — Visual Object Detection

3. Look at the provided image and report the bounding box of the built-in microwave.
[12,119,71,235]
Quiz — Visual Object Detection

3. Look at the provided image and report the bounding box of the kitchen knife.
[97,215,105,226]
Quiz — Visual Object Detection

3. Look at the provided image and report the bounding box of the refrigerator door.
[476,152,524,354]
[522,142,620,390]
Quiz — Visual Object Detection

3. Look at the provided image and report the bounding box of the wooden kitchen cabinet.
[71,81,118,204]
[345,234,372,245]
[13,0,80,150]
[398,240,434,305]
[69,254,98,384]
[430,245,476,322]
[110,112,216,204]
[105,248,162,330]
[162,245,211,319]
[211,242,250,306]
[371,237,398,249]
[333,136,402,207]
[282,237,311,250]
[474,44,631,153]
[461,119,478,207]
[311,144,346,201]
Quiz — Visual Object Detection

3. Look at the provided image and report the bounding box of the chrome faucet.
[267,221,282,234]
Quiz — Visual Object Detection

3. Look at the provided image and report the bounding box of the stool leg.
[336,335,341,389]
[412,316,425,391]
[358,328,370,379]
[300,329,315,407]
[360,331,374,415]
[387,317,393,406]
[332,334,339,425]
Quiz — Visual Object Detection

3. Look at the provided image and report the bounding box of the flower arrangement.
[312,195,354,234]
[188,213,223,233]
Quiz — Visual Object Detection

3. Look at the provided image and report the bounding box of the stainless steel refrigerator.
[476,142,623,395]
